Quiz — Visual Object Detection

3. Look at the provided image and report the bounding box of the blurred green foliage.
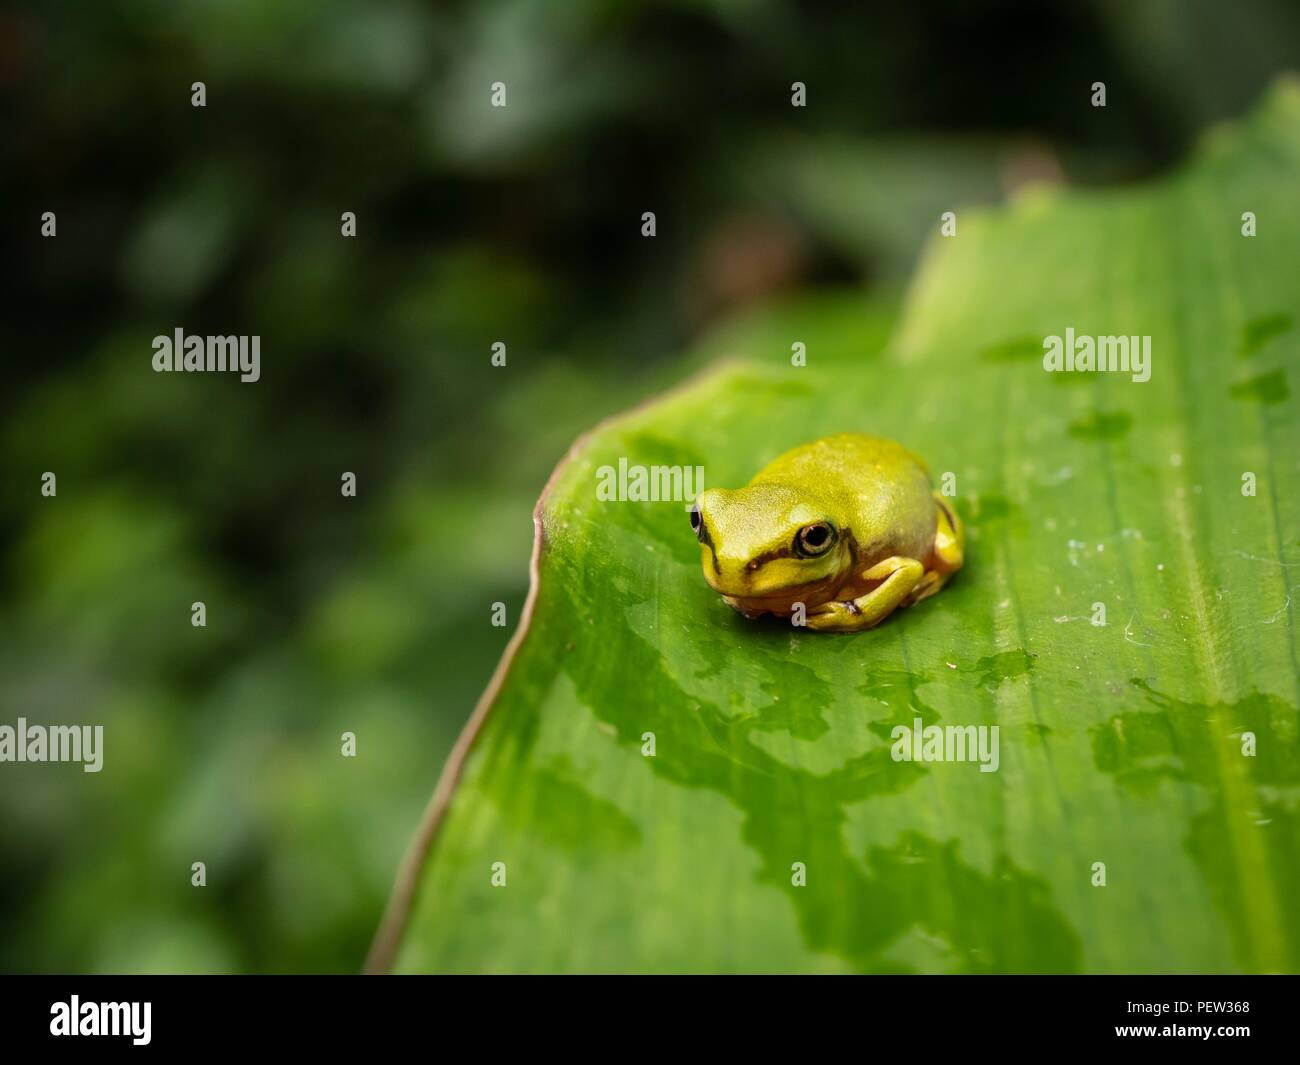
[2,0,1298,972]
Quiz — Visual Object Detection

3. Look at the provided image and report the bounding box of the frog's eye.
[689,503,705,542]
[794,521,836,558]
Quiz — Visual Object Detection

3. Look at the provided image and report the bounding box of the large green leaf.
[374,82,1300,974]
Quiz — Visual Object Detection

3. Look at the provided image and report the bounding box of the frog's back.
[751,433,926,486]
[751,433,935,563]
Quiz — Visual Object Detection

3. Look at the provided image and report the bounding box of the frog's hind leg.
[905,493,965,606]
[806,556,924,632]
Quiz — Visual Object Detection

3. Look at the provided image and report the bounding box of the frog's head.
[691,484,850,611]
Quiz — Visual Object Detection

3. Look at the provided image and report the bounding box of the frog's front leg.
[805,556,924,632]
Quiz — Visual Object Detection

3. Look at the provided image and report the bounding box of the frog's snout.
[691,488,728,551]
[689,496,713,551]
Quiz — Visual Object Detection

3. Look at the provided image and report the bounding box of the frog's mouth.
[704,569,842,612]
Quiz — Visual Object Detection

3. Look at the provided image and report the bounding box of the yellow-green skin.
[693,433,964,632]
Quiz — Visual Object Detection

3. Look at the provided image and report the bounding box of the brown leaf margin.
[363,361,740,973]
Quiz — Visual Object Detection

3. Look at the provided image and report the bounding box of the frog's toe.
[904,570,946,606]
[805,600,866,632]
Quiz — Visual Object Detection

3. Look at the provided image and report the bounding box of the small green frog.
[690,433,963,632]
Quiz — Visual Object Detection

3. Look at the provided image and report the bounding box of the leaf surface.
[381,83,1300,973]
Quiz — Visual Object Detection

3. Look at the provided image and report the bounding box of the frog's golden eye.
[794,521,836,558]
[689,503,706,542]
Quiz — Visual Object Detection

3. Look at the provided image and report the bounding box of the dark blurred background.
[2,0,1298,972]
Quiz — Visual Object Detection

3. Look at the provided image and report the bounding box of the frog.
[689,433,963,632]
